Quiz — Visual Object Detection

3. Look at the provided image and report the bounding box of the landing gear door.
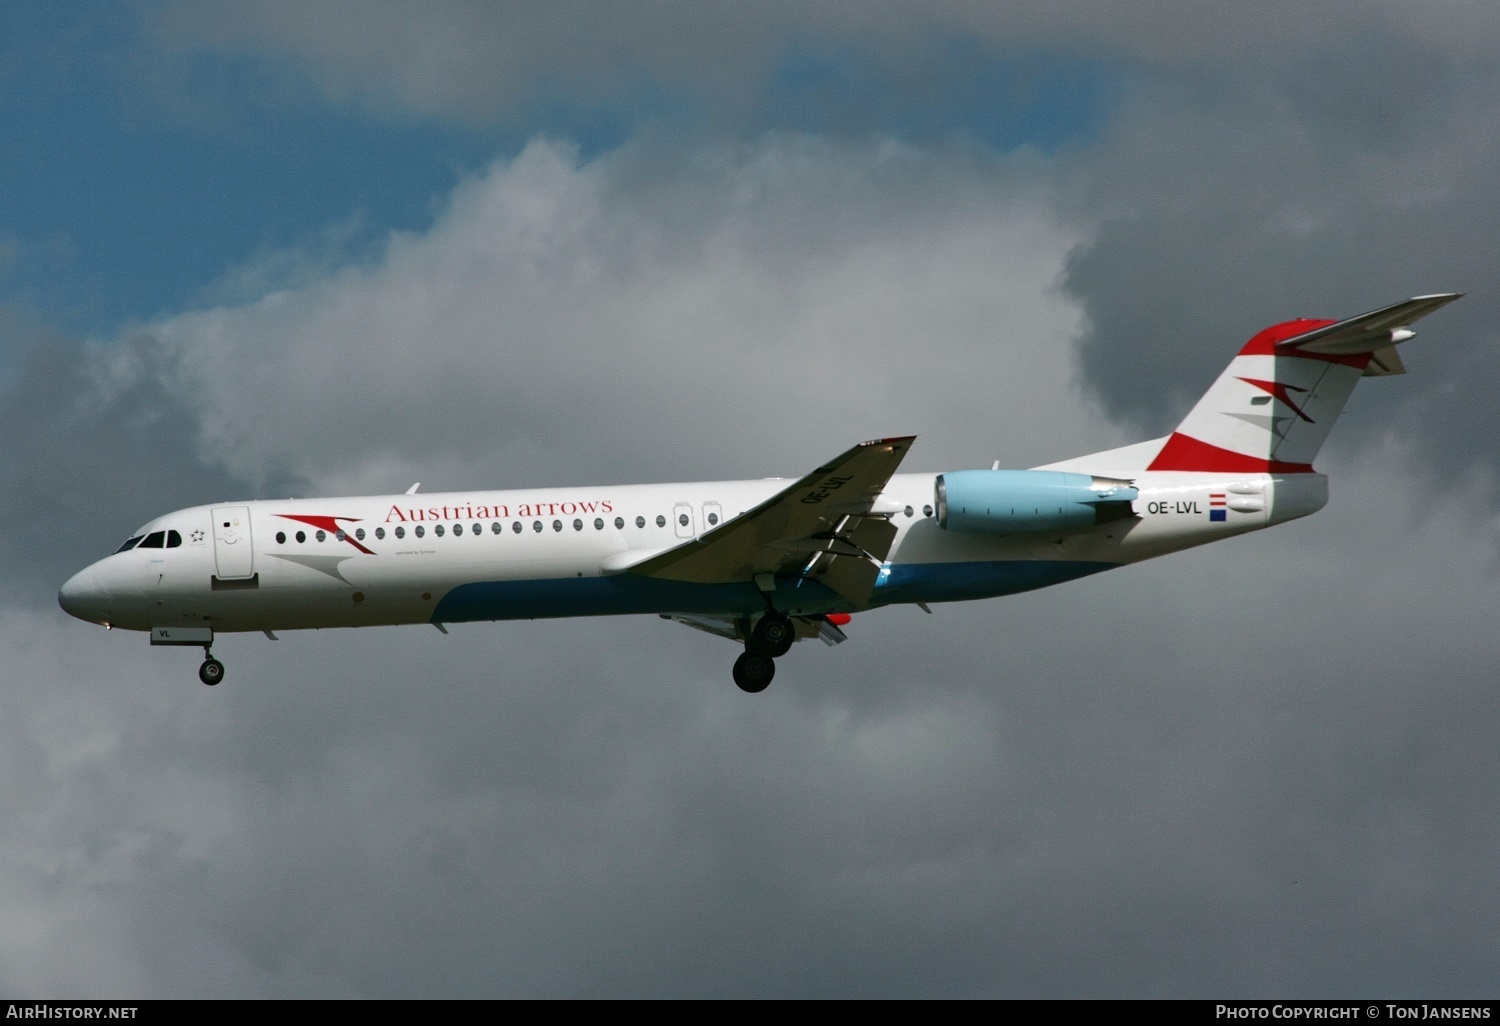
[211,506,255,580]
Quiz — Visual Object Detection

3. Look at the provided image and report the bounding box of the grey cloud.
[11,16,1500,991]
[151,2,1500,127]
[1056,55,1500,485]
[0,308,275,599]
[141,1,1500,487]
[136,137,1092,497]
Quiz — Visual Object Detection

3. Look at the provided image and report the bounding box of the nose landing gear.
[150,627,225,687]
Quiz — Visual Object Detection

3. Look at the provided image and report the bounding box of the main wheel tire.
[732,651,775,693]
[199,657,225,686]
[750,614,795,658]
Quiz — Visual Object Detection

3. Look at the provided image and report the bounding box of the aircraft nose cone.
[59,566,108,623]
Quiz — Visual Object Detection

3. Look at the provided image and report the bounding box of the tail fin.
[1147,294,1461,473]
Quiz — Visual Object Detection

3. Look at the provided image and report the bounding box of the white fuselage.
[58,469,1326,635]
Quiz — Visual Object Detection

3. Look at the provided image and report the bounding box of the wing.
[626,435,916,606]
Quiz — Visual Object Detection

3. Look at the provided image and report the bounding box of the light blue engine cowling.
[935,469,1138,535]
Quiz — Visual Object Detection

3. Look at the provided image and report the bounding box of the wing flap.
[818,552,883,606]
[657,612,741,643]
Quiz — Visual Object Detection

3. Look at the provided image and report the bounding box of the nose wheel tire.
[749,613,795,658]
[199,657,225,686]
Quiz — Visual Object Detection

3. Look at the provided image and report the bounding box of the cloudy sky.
[4,1,1498,997]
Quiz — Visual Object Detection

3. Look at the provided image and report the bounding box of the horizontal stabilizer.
[1276,293,1462,356]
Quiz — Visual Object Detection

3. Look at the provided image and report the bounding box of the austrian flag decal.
[1209,493,1227,522]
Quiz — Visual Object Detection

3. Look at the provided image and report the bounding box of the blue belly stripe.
[431,560,1119,624]
[875,559,1119,604]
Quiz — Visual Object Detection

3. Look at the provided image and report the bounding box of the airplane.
[59,294,1461,692]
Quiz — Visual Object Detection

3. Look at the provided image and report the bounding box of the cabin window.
[335,529,346,541]
[316,530,326,542]
[678,513,689,527]
[635,516,646,529]
[375,527,385,540]
[356,528,366,541]
[656,515,667,528]
[552,520,563,532]
[491,522,501,534]
[415,526,425,538]
[296,531,307,543]
[514,522,523,534]
[615,517,625,530]
[923,505,933,518]
[434,524,445,537]
[139,532,166,549]
[475,523,483,536]
[115,536,144,553]
[533,521,542,532]
[905,506,914,517]
[394,526,405,539]
[276,532,286,545]
[573,519,583,531]
[594,518,604,530]
[707,512,719,526]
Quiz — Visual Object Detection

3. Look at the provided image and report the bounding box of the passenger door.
[211,506,255,580]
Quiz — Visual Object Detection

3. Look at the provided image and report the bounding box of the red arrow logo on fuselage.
[274,514,376,554]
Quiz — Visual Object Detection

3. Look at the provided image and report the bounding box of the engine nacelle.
[935,469,1138,535]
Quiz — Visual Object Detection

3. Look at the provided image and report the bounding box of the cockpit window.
[166,530,182,548]
[115,536,144,553]
[138,531,166,549]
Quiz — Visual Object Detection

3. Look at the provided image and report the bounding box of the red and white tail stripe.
[1149,312,1397,473]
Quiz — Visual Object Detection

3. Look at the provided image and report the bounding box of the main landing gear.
[732,612,796,693]
[733,651,775,692]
